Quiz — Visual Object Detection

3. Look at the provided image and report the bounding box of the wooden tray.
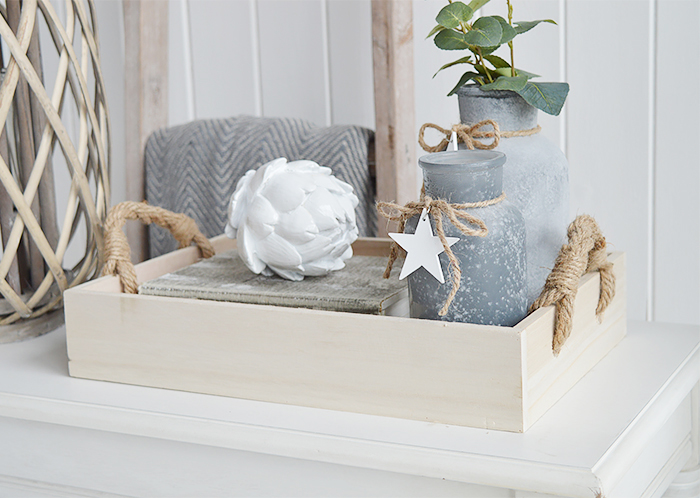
[64,236,627,433]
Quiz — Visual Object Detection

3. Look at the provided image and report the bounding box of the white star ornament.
[388,209,459,284]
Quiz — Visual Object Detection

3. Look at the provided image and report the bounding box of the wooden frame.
[123,0,417,257]
[64,236,627,433]
[123,0,168,263]
[371,0,418,236]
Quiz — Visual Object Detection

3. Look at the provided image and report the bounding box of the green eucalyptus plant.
[429,0,569,116]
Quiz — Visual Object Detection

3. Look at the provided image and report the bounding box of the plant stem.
[506,0,515,76]
[475,47,493,83]
[508,41,515,77]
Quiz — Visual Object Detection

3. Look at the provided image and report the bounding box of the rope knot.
[529,215,616,355]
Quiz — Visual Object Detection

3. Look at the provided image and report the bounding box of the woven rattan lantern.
[0,0,109,342]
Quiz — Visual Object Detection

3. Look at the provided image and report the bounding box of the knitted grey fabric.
[145,116,376,257]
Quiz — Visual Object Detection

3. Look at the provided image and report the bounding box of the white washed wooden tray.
[64,235,627,433]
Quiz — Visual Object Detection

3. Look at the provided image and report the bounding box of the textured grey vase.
[405,150,527,327]
[456,85,569,304]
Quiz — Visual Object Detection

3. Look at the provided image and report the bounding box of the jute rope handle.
[418,120,541,152]
[377,190,505,316]
[529,215,616,355]
[101,201,215,294]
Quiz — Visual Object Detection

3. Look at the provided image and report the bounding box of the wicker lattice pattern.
[0,0,109,326]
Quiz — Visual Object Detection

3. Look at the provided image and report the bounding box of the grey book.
[139,249,408,317]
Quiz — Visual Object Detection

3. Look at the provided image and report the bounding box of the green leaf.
[447,71,481,96]
[436,2,474,29]
[427,24,446,39]
[463,16,503,47]
[468,45,496,57]
[514,68,540,79]
[473,64,489,76]
[435,29,472,50]
[493,67,539,79]
[479,45,498,55]
[492,15,516,44]
[434,29,470,50]
[480,75,528,91]
[494,67,515,77]
[514,19,556,35]
[484,54,510,68]
[433,56,473,77]
[466,0,491,11]
[516,81,569,115]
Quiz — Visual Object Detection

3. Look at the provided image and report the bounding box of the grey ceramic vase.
[456,85,569,304]
[405,150,527,327]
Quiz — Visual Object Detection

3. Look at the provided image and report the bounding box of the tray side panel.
[64,290,524,431]
[523,252,628,429]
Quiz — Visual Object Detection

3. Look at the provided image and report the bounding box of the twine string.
[418,120,542,153]
[529,215,616,355]
[101,201,215,294]
[377,192,506,316]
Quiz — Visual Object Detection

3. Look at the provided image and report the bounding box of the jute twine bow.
[418,120,542,152]
[377,191,505,316]
[529,215,616,355]
[101,201,215,294]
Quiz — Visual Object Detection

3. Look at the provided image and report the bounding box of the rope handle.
[101,201,215,294]
[529,215,616,355]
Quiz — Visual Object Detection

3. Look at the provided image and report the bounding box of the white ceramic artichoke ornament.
[225,157,359,281]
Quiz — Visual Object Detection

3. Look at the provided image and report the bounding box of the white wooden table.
[0,320,698,498]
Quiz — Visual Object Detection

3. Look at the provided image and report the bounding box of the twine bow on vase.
[418,119,542,153]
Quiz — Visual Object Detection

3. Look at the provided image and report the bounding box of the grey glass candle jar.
[405,150,527,327]
[456,85,569,305]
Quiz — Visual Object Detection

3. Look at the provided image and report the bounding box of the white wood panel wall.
[93,0,698,325]
[167,0,375,129]
[567,2,652,323]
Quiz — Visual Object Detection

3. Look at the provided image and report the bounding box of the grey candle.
[405,150,528,327]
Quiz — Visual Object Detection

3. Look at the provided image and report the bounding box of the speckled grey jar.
[405,150,527,327]
[456,85,569,304]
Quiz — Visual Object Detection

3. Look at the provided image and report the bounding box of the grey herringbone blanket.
[145,116,375,257]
